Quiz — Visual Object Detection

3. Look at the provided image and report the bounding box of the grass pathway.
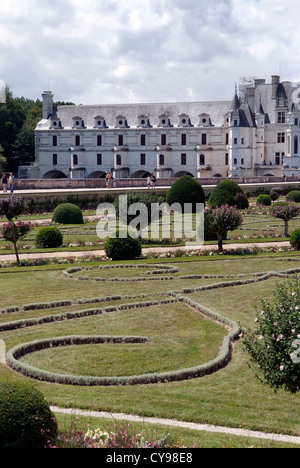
[50,406,300,446]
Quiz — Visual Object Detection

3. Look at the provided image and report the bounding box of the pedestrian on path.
[8,173,15,193]
[1,173,8,193]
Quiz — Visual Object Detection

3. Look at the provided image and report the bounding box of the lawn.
[0,253,300,448]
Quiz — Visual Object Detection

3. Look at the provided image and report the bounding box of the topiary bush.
[256,194,272,206]
[52,203,83,225]
[104,230,142,260]
[166,175,205,213]
[0,382,58,448]
[35,226,63,248]
[290,228,300,250]
[208,180,248,209]
[286,190,300,203]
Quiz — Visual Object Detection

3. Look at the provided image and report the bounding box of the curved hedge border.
[3,265,300,386]
[63,263,179,282]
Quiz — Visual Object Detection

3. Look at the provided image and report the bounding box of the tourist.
[1,173,8,193]
[151,173,156,188]
[8,173,15,193]
[147,174,151,188]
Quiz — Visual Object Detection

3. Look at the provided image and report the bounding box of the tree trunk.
[217,234,223,253]
[284,221,289,238]
[13,241,20,266]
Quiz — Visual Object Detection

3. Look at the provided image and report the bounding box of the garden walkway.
[0,241,292,263]
[50,406,300,446]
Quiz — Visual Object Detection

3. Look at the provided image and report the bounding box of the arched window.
[159,154,165,166]
[294,136,299,155]
[73,154,78,166]
[116,154,122,166]
[199,154,205,166]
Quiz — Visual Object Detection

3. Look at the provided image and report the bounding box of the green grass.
[1,247,300,446]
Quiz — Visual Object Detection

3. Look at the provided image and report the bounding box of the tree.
[204,205,243,253]
[166,175,205,213]
[2,221,31,266]
[243,279,300,394]
[270,202,300,237]
[208,180,248,209]
[0,196,30,265]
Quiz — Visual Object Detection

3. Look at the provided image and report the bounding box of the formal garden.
[0,177,300,448]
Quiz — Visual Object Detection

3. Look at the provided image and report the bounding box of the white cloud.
[1,0,300,104]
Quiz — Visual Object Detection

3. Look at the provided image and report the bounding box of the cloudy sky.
[1,0,300,105]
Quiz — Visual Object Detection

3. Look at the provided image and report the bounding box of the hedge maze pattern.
[2,262,300,386]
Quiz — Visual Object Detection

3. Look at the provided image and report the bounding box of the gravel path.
[50,406,300,446]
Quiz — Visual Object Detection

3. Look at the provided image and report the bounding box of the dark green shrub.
[0,382,57,448]
[286,190,300,203]
[104,231,142,260]
[290,228,300,250]
[270,190,279,201]
[166,176,205,212]
[52,203,83,224]
[256,194,272,206]
[208,180,248,209]
[35,226,63,248]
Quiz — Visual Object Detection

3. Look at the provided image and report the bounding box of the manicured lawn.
[0,253,300,447]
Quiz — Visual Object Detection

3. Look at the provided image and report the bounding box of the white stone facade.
[19,75,300,180]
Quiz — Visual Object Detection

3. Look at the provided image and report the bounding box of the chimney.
[271,75,280,99]
[42,91,54,119]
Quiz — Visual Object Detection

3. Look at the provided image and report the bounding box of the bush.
[290,228,300,250]
[104,231,142,260]
[52,203,83,224]
[0,382,57,448]
[286,190,300,203]
[166,175,205,212]
[256,194,272,206]
[270,190,279,201]
[35,226,63,248]
[243,279,300,394]
[208,180,248,209]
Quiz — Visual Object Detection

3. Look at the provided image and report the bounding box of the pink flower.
[280,365,285,372]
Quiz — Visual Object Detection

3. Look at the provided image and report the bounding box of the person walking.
[8,173,15,193]
[147,174,151,189]
[1,173,8,193]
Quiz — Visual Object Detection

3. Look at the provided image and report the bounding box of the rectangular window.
[97,154,102,165]
[234,158,238,165]
[225,153,229,165]
[181,134,187,146]
[277,133,285,143]
[118,135,123,146]
[226,133,229,145]
[53,136,57,147]
[241,138,244,145]
[201,134,207,145]
[275,152,281,165]
[140,135,146,146]
[278,112,286,124]
[161,134,166,146]
[140,154,146,165]
[53,154,57,165]
[181,153,187,165]
[234,138,238,145]
[241,158,244,165]
[75,135,80,146]
[97,135,102,146]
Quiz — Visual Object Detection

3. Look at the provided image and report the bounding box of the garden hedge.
[52,203,84,225]
[166,175,205,213]
[208,180,248,209]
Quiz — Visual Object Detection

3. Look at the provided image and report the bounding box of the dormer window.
[94,116,107,128]
[50,117,62,129]
[137,114,151,128]
[72,116,85,129]
[198,113,212,127]
[158,114,172,127]
[115,115,129,128]
[178,114,192,127]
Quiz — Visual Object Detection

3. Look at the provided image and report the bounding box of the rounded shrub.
[35,226,63,248]
[166,175,205,213]
[208,180,248,209]
[270,190,279,201]
[256,194,272,206]
[286,190,300,203]
[104,230,142,261]
[52,203,83,225]
[0,382,58,448]
[290,228,300,250]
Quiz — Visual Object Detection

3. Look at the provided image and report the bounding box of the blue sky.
[0,0,299,104]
